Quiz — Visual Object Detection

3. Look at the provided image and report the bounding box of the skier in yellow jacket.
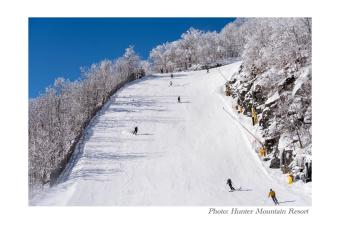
[268,189,279,205]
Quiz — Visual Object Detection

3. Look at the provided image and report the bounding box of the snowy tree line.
[149,19,247,72]
[29,47,147,191]
[149,18,311,75]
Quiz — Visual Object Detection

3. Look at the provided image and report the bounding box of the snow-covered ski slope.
[31,62,311,206]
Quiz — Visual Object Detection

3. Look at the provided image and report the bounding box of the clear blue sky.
[29,18,236,98]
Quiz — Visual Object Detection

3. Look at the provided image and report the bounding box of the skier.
[169,81,173,86]
[268,188,279,205]
[207,68,209,73]
[227,178,235,191]
[133,126,138,135]
[177,96,181,103]
[171,73,174,78]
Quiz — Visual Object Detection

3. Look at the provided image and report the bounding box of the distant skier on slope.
[169,81,173,86]
[227,178,235,191]
[268,188,279,205]
[133,126,138,135]
[177,96,181,103]
[207,68,209,73]
[171,73,174,78]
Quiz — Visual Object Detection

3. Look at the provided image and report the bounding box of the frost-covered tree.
[219,19,246,58]
[123,45,141,74]
[149,43,168,73]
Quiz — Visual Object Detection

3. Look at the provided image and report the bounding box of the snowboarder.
[227,178,235,191]
[268,188,279,205]
[133,126,138,135]
[177,96,181,103]
[169,81,173,86]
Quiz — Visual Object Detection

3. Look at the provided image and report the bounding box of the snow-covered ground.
[30,62,311,206]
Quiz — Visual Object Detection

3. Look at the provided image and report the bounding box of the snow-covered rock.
[227,62,311,180]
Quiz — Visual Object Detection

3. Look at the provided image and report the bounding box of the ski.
[229,187,242,192]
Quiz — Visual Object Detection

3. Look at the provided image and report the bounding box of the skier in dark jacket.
[227,178,235,191]
[133,126,138,135]
[177,96,181,103]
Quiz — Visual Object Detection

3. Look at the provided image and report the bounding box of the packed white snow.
[30,62,311,206]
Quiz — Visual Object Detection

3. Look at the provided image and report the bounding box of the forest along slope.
[31,62,311,206]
